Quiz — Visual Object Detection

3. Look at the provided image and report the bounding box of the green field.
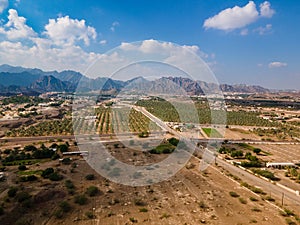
[202,128,223,138]
[136,98,277,127]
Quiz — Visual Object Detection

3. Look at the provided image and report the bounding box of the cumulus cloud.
[44,16,97,46]
[89,39,217,83]
[203,1,275,31]
[269,61,287,68]
[0,40,100,72]
[203,1,259,30]
[0,9,36,39]
[119,39,210,61]
[260,1,275,18]
[110,21,119,32]
[0,9,101,73]
[254,24,272,35]
[120,39,200,55]
[0,10,213,79]
[0,0,8,14]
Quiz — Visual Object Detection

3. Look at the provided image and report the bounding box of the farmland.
[6,106,161,137]
[136,97,277,127]
[202,127,223,138]
[1,93,300,225]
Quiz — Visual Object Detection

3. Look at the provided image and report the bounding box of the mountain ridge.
[0,64,272,95]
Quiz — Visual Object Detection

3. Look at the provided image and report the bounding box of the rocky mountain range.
[0,64,270,95]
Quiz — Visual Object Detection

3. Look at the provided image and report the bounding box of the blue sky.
[0,0,299,89]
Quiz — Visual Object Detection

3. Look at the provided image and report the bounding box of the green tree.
[253,148,261,154]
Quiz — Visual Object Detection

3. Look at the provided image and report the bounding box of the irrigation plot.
[73,106,163,136]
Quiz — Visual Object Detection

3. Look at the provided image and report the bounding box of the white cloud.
[121,39,200,55]
[260,1,275,18]
[0,39,102,73]
[254,24,272,35]
[0,11,215,80]
[0,9,36,39]
[117,39,216,83]
[0,9,101,73]
[110,21,119,32]
[269,61,287,68]
[240,28,249,36]
[14,0,21,7]
[44,16,97,46]
[99,39,107,45]
[0,0,8,14]
[203,1,259,30]
[203,1,275,31]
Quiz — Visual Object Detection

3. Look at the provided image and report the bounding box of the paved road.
[135,105,300,206]
[0,135,75,143]
[215,157,300,205]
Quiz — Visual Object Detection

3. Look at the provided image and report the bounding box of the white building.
[266,162,296,169]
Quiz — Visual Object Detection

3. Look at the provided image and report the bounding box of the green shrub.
[134,199,147,206]
[49,172,63,181]
[85,174,95,180]
[3,149,11,154]
[229,191,239,198]
[139,208,148,212]
[65,180,75,189]
[86,186,99,197]
[251,187,266,195]
[230,150,244,158]
[16,191,31,202]
[283,208,295,216]
[58,144,68,153]
[41,168,54,178]
[61,158,71,165]
[8,187,18,197]
[239,197,247,204]
[20,175,37,182]
[251,207,262,212]
[74,194,88,205]
[138,132,149,138]
[18,165,27,171]
[285,218,297,225]
[59,201,71,212]
[168,137,179,146]
[160,213,171,219]
[51,153,60,160]
[252,169,277,180]
[0,206,4,215]
[241,161,262,168]
[253,148,261,154]
[249,196,258,202]
[265,196,275,202]
[24,145,37,152]
[129,217,138,223]
[54,209,63,219]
